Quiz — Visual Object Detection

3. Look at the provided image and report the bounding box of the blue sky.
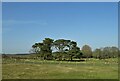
[2,2,118,54]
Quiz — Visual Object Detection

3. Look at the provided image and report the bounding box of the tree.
[53,39,70,60]
[42,38,54,60]
[75,51,83,59]
[82,45,92,58]
[53,39,69,52]
[110,46,118,58]
[93,48,102,59]
[32,43,39,54]
[101,46,118,59]
[93,46,118,59]
[67,41,81,61]
[32,38,54,60]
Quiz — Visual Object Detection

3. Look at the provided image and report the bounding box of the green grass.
[2,58,118,79]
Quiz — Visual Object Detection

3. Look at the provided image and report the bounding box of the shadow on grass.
[2,79,119,81]
[56,59,85,62]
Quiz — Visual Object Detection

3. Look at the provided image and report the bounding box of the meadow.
[2,58,118,79]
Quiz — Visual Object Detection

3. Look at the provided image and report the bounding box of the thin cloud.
[3,20,48,26]
[2,20,48,33]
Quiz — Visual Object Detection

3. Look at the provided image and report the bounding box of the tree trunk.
[70,56,72,61]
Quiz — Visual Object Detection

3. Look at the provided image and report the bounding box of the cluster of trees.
[31,38,119,60]
[31,38,82,60]
[93,47,118,59]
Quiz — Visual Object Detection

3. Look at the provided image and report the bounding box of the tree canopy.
[31,38,118,60]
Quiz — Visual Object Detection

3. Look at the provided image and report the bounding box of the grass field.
[2,58,118,79]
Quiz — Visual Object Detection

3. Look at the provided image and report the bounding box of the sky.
[2,2,118,54]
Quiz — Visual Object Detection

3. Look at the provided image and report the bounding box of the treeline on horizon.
[31,38,119,61]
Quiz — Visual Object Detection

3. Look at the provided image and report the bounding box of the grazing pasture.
[2,58,118,79]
